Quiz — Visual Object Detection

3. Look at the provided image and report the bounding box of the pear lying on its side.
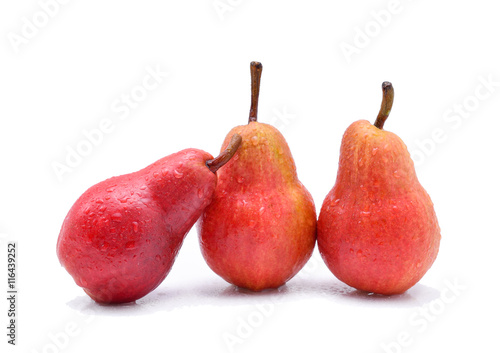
[318,82,440,295]
[57,135,241,303]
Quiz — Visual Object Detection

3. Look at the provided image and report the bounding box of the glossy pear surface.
[57,149,218,303]
[318,119,441,295]
[199,121,317,291]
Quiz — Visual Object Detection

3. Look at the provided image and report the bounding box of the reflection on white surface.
[67,276,441,317]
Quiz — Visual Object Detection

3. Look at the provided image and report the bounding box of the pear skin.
[198,62,317,291]
[57,136,241,304]
[317,82,440,295]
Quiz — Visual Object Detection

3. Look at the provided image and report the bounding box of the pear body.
[318,120,440,295]
[57,149,216,303]
[198,122,316,291]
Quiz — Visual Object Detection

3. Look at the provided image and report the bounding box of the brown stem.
[206,134,243,173]
[248,61,263,123]
[374,81,394,129]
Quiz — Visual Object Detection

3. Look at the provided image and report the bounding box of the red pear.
[57,135,241,304]
[317,82,440,295]
[198,62,317,291]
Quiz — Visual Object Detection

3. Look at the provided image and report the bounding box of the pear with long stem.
[198,62,317,291]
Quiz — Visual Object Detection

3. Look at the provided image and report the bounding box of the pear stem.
[206,134,243,173]
[374,81,394,129]
[248,61,263,123]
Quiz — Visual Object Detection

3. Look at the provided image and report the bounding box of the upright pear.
[317,82,440,295]
[57,135,241,303]
[198,62,317,291]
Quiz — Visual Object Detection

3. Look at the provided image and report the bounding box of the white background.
[1,0,499,352]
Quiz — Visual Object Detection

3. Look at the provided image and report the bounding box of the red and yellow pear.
[198,62,317,291]
[317,82,441,295]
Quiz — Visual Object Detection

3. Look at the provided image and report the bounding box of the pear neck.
[336,122,417,195]
[218,123,298,190]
